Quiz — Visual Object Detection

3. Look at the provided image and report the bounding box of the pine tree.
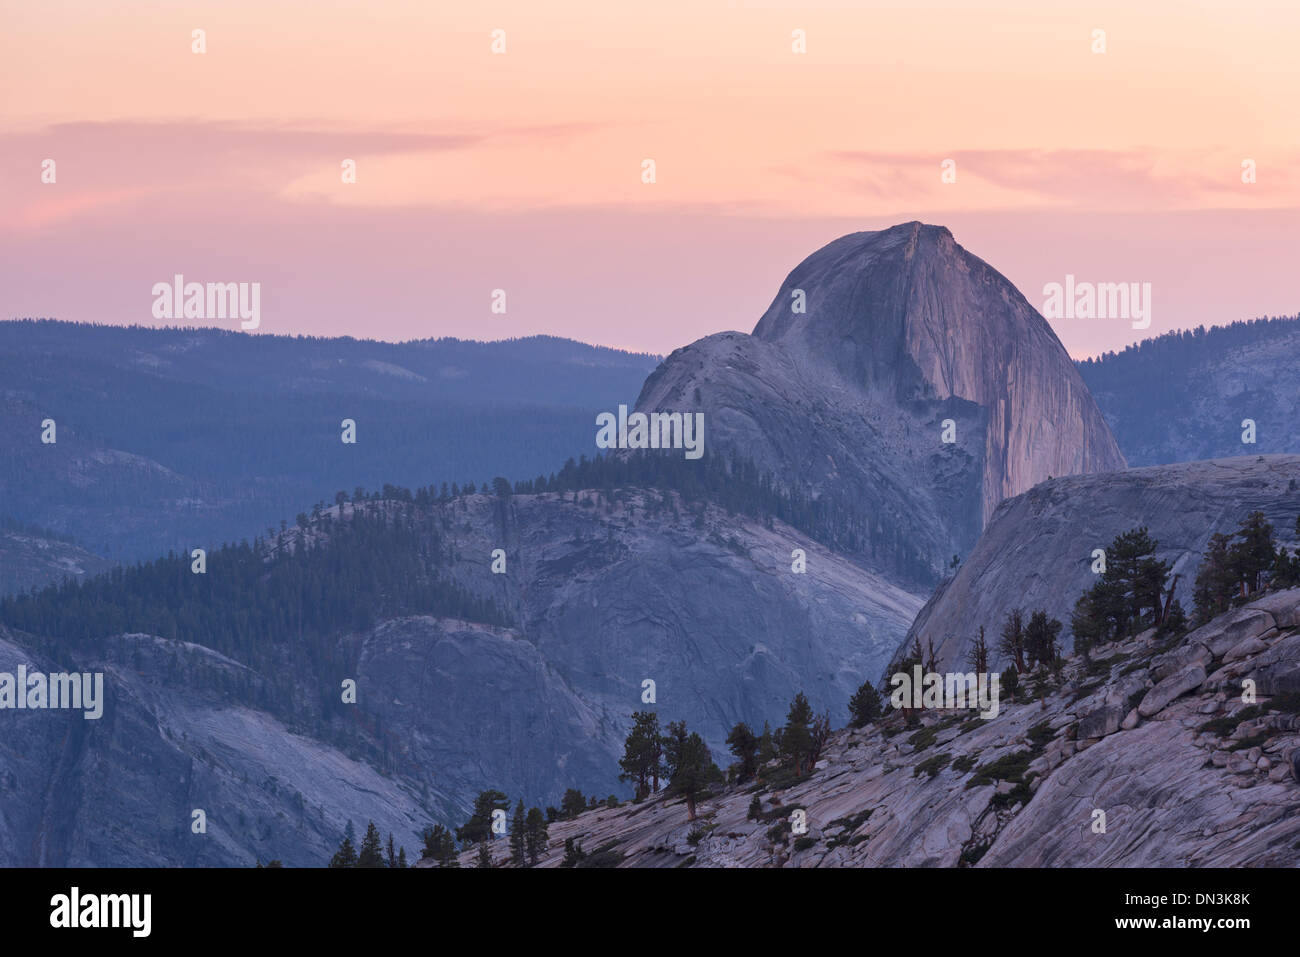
[618,711,665,799]
[560,788,586,820]
[1161,597,1188,636]
[756,720,777,768]
[357,821,385,867]
[663,720,690,780]
[998,609,1028,672]
[1230,511,1275,595]
[419,824,458,867]
[964,626,990,677]
[847,681,883,728]
[524,807,548,865]
[509,800,526,866]
[1024,610,1063,670]
[1275,545,1300,589]
[1073,527,1171,641]
[725,721,759,781]
[663,721,721,821]
[780,691,815,776]
[1108,527,1170,633]
[475,840,492,868]
[329,834,358,868]
[1193,532,1237,622]
[561,837,585,867]
[385,832,398,869]
[456,789,509,847]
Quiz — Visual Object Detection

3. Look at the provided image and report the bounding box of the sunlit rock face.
[637,222,1126,582]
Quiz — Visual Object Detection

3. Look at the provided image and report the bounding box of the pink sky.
[2,0,1298,357]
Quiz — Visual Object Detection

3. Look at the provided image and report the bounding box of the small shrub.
[908,726,938,751]
[914,753,951,778]
[1198,705,1262,737]
[1026,721,1054,748]
[952,753,978,774]
[575,841,623,868]
[966,749,1036,790]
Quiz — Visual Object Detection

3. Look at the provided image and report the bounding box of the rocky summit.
[440,589,1300,868]
[636,223,1125,581]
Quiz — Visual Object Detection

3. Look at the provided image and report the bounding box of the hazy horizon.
[4,1,1298,357]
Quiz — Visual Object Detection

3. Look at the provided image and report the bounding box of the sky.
[1,0,1297,358]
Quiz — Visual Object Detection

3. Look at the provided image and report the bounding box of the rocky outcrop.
[0,527,113,598]
[0,489,924,865]
[437,589,1300,868]
[0,629,428,867]
[370,490,923,776]
[899,454,1300,675]
[637,223,1125,578]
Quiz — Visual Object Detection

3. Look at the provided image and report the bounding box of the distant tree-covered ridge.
[1,502,508,656]
[1077,314,1300,466]
[1076,314,1300,378]
[0,514,83,546]
[0,318,660,562]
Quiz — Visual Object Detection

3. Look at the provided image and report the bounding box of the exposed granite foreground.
[441,588,1300,868]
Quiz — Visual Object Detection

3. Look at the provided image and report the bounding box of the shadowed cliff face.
[637,223,1126,576]
[898,454,1300,676]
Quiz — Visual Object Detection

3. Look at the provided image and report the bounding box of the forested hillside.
[1077,315,1300,466]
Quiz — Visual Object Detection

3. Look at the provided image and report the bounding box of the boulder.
[1223,636,1269,663]
[1250,633,1300,696]
[1244,588,1300,630]
[1193,608,1276,659]
[1226,753,1256,774]
[1077,675,1147,739]
[1139,663,1207,717]
[1152,640,1213,683]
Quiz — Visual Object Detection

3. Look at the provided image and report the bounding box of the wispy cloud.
[802,148,1300,212]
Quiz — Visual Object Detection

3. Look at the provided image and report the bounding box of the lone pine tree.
[509,800,527,866]
[725,721,759,782]
[524,807,548,865]
[847,681,883,728]
[356,821,385,867]
[619,710,665,799]
[665,724,721,821]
